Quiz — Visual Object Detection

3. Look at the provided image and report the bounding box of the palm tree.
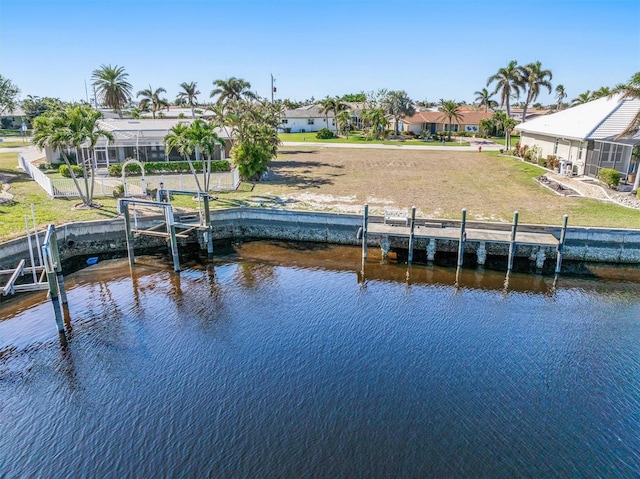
[382,90,415,135]
[519,61,552,122]
[164,122,204,192]
[487,60,523,119]
[591,86,611,99]
[437,99,464,141]
[91,64,132,118]
[554,84,567,110]
[361,107,387,139]
[187,119,225,191]
[317,97,347,132]
[336,109,352,138]
[137,85,169,119]
[612,72,640,138]
[571,91,593,106]
[474,88,494,112]
[33,104,113,207]
[177,81,200,119]
[210,77,256,107]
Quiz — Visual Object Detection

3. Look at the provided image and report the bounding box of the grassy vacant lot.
[1,147,640,242]
[279,132,470,147]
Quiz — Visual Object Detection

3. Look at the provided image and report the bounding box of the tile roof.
[403,110,494,124]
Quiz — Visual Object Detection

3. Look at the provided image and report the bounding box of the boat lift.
[118,187,214,272]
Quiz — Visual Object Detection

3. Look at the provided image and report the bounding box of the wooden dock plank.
[367,223,558,246]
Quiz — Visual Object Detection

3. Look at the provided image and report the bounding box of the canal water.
[1,242,640,478]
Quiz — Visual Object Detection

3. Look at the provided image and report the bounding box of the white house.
[45,118,232,168]
[515,95,640,185]
[280,105,337,133]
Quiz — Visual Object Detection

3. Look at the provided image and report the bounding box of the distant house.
[280,102,365,133]
[515,95,640,183]
[400,110,494,135]
[45,119,232,168]
[1,106,28,129]
[510,108,552,122]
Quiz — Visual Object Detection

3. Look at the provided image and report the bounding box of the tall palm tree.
[571,91,593,106]
[336,109,352,138]
[177,81,200,119]
[487,60,523,119]
[317,97,347,132]
[437,99,464,141]
[91,64,132,118]
[474,88,494,112]
[187,119,225,191]
[554,84,567,110]
[210,77,256,107]
[164,122,204,192]
[33,104,113,207]
[137,85,169,119]
[519,61,552,122]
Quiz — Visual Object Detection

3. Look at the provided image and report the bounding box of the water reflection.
[1,242,640,478]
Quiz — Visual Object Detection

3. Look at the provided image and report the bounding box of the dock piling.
[457,209,467,268]
[122,201,135,266]
[507,211,519,273]
[362,204,369,261]
[407,206,416,264]
[555,214,569,275]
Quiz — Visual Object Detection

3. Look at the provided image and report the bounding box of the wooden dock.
[360,205,568,275]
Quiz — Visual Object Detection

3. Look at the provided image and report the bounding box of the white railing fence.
[19,156,240,198]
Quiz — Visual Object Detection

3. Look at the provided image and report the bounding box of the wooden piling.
[49,226,67,305]
[43,245,65,334]
[555,214,569,274]
[362,204,369,261]
[507,211,519,273]
[203,194,213,258]
[407,206,416,264]
[457,209,467,268]
[165,207,181,272]
[122,201,135,266]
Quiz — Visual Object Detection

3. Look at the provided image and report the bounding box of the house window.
[331,119,335,126]
[281,119,288,124]
[554,138,559,154]
[578,141,583,160]
[307,119,314,125]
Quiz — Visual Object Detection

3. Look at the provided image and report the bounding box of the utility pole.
[271,73,276,103]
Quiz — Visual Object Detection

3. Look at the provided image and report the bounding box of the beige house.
[515,95,640,186]
[400,110,494,135]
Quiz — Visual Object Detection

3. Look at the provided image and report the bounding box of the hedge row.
[108,160,231,177]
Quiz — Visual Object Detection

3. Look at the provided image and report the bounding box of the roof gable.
[515,95,640,140]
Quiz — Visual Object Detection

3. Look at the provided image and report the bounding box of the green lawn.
[279,131,469,147]
[491,135,520,146]
[0,140,31,148]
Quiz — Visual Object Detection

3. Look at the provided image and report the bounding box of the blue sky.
[1,0,639,106]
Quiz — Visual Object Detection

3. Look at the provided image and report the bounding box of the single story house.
[1,106,28,129]
[45,118,232,168]
[515,95,640,185]
[280,102,366,133]
[399,110,494,135]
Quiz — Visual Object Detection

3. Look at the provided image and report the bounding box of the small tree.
[0,74,20,116]
[33,104,113,207]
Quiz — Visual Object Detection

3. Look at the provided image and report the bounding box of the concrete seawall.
[2,208,640,273]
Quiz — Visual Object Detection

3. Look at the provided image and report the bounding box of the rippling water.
[1,242,640,478]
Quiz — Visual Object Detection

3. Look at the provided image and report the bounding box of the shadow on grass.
[278,150,318,155]
[273,160,344,169]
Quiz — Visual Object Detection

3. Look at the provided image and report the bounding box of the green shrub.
[108,160,231,177]
[59,164,85,178]
[38,162,55,170]
[599,168,620,188]
[316,128,334,139]
[57,152,77,164]
[536,156,546,167]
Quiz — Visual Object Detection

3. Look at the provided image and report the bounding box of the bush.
[38,162,55,170]
[107,159,231,177]
[57,152,77,164]
[599,168,621,188]
[59,164,85,178]
[546,155,559,170]
[316,128,334,139]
